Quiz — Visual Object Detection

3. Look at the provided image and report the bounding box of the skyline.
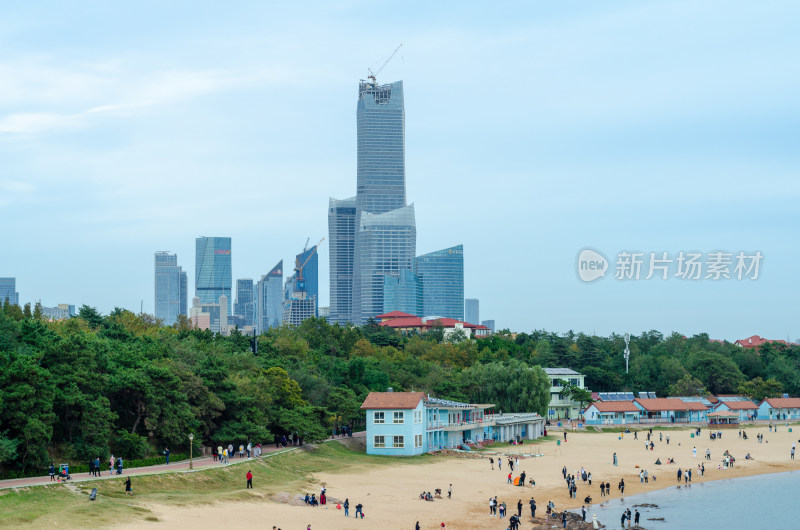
[2,1,799,340]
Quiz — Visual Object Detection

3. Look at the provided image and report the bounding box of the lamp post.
[188,433,194,470]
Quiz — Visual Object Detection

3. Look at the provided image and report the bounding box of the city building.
[376,311,491,337]
[0,277,19,306]
[481,320,496,333]
[58,303,76,317]
[254,261,283,333]
[328,197,356,325]
[195,237,232,315]
[543,368,587,420]
[234,279,254,327]
[154,251,188,326]
[361,391,544,456]
[282,294,316,327]
[414,245,464,320]
[40,305,72,321]
[464,298,479,327]
[318,306,330,320]
[190,295,229,335]
[351,205,416,325]
[383,269,422,316]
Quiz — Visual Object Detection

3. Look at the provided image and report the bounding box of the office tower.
[195,237,232,315]
[190,295,229,335]
[0,278,19,306]
[465,298,480,325]
[155,251,188,326]
[328,197,356,324]
[329,79,416,325]
[57,304,76,317]
[41,305,71,320]
[414,245,464,320]
[286,244,320,315]
[234,279,254,327]
[254,261,283,332]
[352,204,416,325]
[383,269,422,316]
[481,320,496,333]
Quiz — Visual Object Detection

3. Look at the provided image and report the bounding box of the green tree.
[461,361,550,415]
[738,377,783,402]
[668,374,706,396]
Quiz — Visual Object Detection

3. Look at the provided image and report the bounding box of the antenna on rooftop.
[368,43,403,84]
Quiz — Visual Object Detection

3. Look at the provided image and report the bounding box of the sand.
[119,424,800,529]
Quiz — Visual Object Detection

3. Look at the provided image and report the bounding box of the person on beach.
[562,511,567,528]
[600,482,606,497]
[490,457,494,470]
[344,498,349,517]
[246,470,253,488]
[792,446,795,460]
[619,479,625,495]
[530,497,536,518]
[677,468,682,482]
[693,446,697,458]
[489,497,495,516]
[499,459,502,471]
[355,503,363,519]
[564,432,567,442]
[448,484,452,498]
[666,435,670,445]
[606,481,611,497]
[613,452,618,466]
[582,506,587,521]
[517,499,522,517]
[621,511,627,528]
[125,477,133,496]
[508,472,513,484]
[562,466,567,478]
[509,458,513,470]
[588,472,592,485]
[634,509,640,527]
[626,508,632,527]
[500,501,506,518]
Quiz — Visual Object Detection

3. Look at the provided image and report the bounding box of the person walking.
[517,499,522,517]
[117,456,123,474]
[600,482,606,497]
[792,445,795,460]
[489,457,494,470]
[666,434,670,445]
[246,470,253,488]
[49,463,56,481]
[109,455,115,475]
[692,446,697,458]
[677,468,682,482]
[164,448,170,464]
[125,477,133,496]
[448,484,452,499]
[344,498,349,517]
[94,457,101,477]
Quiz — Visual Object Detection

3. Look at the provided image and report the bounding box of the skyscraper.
[195,237,232,315]
[352,204,416,324]
[234,279,254,327]
[154,251,188,326]
[0,277,19,306]
[465,298,480,325]
[254,261,283,333]
[383,269,422,316]
[414,245,464,320]
[328,197,356,324]
[286,244,319,316]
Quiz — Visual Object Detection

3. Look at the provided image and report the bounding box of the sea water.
[575,470,800,529]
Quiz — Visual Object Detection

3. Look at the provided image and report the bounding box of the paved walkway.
[0,433,364,490]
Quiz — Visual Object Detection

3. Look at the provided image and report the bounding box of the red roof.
[760,398,800,409]
[735,335,789,349]
[360,392,426,410]
[376,311,417,319]
[716,401,757,411]
[588,401,639,413]
[378,316,484,330]
[634,398,706,412]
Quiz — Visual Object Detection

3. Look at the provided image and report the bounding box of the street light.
[188,433,194,470]
[623,333,631,374]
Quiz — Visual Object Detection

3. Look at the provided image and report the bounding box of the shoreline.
[115,424,800,529]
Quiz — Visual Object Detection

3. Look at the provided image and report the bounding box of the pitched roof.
[634,398,705,412]
[588,401,639,413]
[378,316,484,330]
[708,410,738,417]
[375,311,416,319]
[735,335,789,348]
[760,397,800,409]
[360,392,425,410]
[715,400,757,410]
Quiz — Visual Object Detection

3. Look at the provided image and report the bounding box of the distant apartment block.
[254,261,283,333]
[464,298,479,326]
[190,295,229,335]
[154,251,188,326]
[0,277,19,306]
[481,320,496,333]
[234,279,254,327]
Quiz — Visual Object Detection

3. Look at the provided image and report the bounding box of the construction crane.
[368,43,403,84]
[294,237,325,284]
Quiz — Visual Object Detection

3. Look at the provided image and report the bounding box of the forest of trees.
[1,299,797,477]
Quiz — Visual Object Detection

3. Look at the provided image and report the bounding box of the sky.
[1,1,799,341]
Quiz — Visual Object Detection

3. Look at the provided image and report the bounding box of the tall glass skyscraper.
[329,79,416,325]
[234,278,254,327]
[154,252,187,325]
[195,237,232,315]
[352,204,416,324]
[464,298,480,325]
[290,245,319,315]
[414,245,464,320]
[383,269,422,316]
[0,277,19,306]
[254,261,283,333]
[328,197,356,324]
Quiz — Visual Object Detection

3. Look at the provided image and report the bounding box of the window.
[415,434,422,448]
[414,410,422,424]
[393,411,404,424]
[374,411,384,424]
[393,435,404,448]
[374,435,385,448]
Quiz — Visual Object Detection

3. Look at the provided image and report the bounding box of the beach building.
[713,398,759,422]
[361,391,544,456]
[584,401,640,425]
[757,397,800,420]
[543,368,587,420]
[633,398,708,423]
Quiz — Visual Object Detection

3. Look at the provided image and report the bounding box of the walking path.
[0,432,364,490]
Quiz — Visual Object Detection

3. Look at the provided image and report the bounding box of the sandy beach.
[119,424,800,529]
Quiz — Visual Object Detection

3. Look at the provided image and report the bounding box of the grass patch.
[0,441,431,527]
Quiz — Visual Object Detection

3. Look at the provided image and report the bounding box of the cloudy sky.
[2,1,798,341]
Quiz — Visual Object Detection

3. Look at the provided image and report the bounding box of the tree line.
[1,299,795,477]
